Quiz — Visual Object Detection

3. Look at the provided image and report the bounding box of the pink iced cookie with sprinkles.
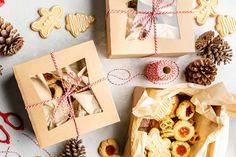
[146,60,179,84]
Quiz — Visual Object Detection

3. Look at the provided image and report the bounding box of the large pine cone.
[61,138,86,157]
[185,59,217,86]
[196,31,233,65]
[0,17,24,56]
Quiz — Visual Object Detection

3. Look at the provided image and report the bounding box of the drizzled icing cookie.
[146,128,171,157]
[193,0,218,26]
[65,13,95,38]
[216,15,236,37]
[31,6,63,38]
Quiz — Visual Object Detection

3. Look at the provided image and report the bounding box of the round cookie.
[173,120,195,142]
[176,100,195,121]
[171,141,190,157]
[160,116,175,131]
[98,138,119,157]
[169,96,180,118]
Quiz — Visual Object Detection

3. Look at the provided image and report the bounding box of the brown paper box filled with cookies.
[13,40,120,148]
[106,0,194,58]
[124,83,236,157]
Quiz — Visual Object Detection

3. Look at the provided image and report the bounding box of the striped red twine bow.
[25,52,106,136]
[107,0,193,54]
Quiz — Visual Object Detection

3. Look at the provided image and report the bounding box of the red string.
[107,60,179,86]
[5,147,9,157]
[26,53,107,139]
[0,147,22,157]
[106,0,193,54]
[107,68,146,86]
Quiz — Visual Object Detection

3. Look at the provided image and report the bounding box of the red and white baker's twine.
[25,52,106,137]
[0,147,22,157]
[106,0,193,55]
[146,60,179,83]
[107,68,146,86]
[107,60,179,86]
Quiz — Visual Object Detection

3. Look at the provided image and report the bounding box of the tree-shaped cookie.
[31,6,63,39]
[65,13,95,38]
[146,128,171,157]
[216,15,236,37]
[193,0,218,26]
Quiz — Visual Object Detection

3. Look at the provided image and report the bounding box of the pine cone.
[61,138,86,157]
[0,17,24,56]
[195,31,215,50]
[196,31,233,65]
[185,59,217,86]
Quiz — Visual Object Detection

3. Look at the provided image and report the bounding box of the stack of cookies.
[137,95,200,157]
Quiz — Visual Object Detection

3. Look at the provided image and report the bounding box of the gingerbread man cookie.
[31,6,63,38]
[65,13,95,38]
[216,15,236,37]
[193,0,218,26]
[146,128,171,157]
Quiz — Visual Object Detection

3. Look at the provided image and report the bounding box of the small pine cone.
[185,59,217,86]
[0,17,24,56]
[195,31,215,50]
[197,32,233,65]
[61,137,86,157]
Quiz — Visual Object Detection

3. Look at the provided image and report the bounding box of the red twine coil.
[107,60,179,85]
[146,60,179,83]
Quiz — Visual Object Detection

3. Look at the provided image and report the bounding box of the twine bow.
[107,0,192,55]
[131,0,178,53]
[26,52,106,136]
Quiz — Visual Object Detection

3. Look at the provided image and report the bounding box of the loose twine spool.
[146,60,179,84]
[107,60,179,85]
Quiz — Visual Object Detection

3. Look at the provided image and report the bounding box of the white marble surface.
[0,0,236,156]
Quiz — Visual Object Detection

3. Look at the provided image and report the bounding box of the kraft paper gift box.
[13,40,120,148]
[106,0,194,58]
[124,83,236,157]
